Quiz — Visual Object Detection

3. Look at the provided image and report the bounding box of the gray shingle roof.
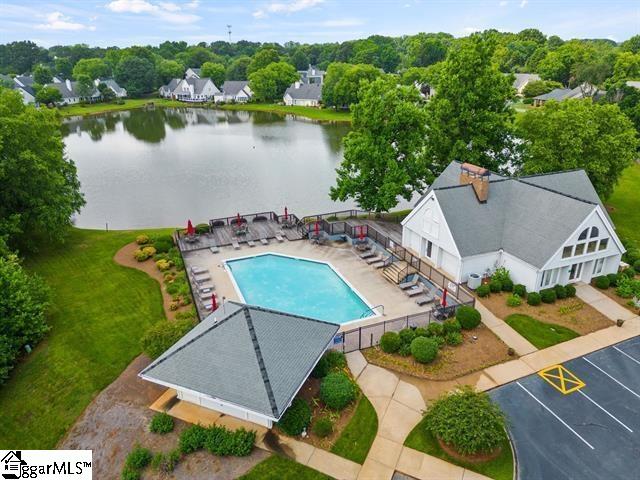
[14,75,33,87]
[98,78,126,95]
[284,83,322,101]
[161,78,180,92]
[140,302,339,420]
[222,80,249,96]
[513,73,540,91]
[178,77,214,95]
[534,88,573,101]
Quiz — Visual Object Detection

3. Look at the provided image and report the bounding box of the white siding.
[460,252,499,282]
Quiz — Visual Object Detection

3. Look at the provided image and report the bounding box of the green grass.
[607,163,640,247]
[219,103,352,122]
[504,314,579,349]
[239,455,332,480]
[330,395,378,464]
[0,228,171,449]
[58,98,186,117]
[405,417,514,480]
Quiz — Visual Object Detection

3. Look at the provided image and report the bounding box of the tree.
[322,63,382,108]
[522,79,563,98]
[200,62,226,87]
[0,40,46,74]
[621,35,640,54]
[55,57,73,79]
[72,57,110,80]
[515,99,638,198]
[33,64,53,85]
[517,28,546,45]
[0,89,85,251]
[35,85,62,105]
[573,60,613,90]
[425,35,515,172]
[174,46,221,68]
[291,48,310,70]
[611,52,640,83]
[115,56,156,97]
[330,77,430,212]
[74,74,94,99]
[405,33,449,68]
[247,48,280,76]
[156,59,183,84]
[226,55,251,80]
[97,82,115,102]
[248,62,298,102]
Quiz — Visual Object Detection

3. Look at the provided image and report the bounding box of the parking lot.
[491,337,640,480]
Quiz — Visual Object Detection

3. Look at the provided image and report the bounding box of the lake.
[62,107,414,229]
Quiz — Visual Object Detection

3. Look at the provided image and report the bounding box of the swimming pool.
[224,253,374,324]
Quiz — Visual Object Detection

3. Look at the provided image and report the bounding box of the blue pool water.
[225,253,373,324]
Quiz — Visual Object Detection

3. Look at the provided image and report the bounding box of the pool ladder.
[360,304,384,318]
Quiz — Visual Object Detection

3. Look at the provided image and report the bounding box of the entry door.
[568,262,583,281]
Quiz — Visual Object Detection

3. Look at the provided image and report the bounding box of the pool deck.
[183,239,428,331]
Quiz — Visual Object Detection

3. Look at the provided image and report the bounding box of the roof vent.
[459,162,490,203]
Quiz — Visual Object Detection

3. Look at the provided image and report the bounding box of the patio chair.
[231,238,241,250]
[405,284,425,297]
[275,232,285,243]
[209,245,220,254]
[359,250,376,259]
[399,277,418,290]
[355,241,370,252]
[416,293,435,306]
[372,260,386,269]
[192,274,211,283]
[260,237,269,246]
[198,283,214,293]
[365,254,383,265]
[191,266,209,275]
[247,239,256,247]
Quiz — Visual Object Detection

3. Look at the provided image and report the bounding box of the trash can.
[468,273,482,290]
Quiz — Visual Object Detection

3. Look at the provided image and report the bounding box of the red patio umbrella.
[284,206,288,220]
[441,288,448,307]
[314,221,320,236]
[236,212,242,224]
[211,293,218,311]
[358,225,365,241]
[187,219,195,236]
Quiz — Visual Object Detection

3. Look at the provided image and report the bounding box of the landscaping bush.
[414,327,429,338]
[554,284,567,300]
[540,288,557,304]
[195,223,210,234]
[379,331,401,353]
[204,426,255,456]
[399,328,417,345]
[149,412,174,434]
[141,318,196,359]
[616,276,640,298]
[427,322,444,337]
[136,234,150,245]
[151,449,180,473]
[423,386,506,456]
[142,246,156,257]
[312,417,334,438]
[527,292,542,306]
[324,350,347,370]
[621,267,636,278]
[476,284,491,297]
[445,331,463,346]
[410,336,439,363]
[501,278,514,292]
[125,445,152,470]
[398,343,412,357]
[277,398,311,436]
[492,267,511,285]
[506,294,522,307]
[179,424,208,454]
[489,279,502,293]
[594,275,610,289]
[442,319,461,334]
[320,372,357,411]
[151,453,165,471]
[607,273,619,287]
[133,249,149,262]
[634,259,640,271]
[153,236,174,254]
[311,356,330,378]
[156,259,172,272]
[565,284,576,297]
[121,467,140,480]
[513,284,527,297]
[456,306,481,330]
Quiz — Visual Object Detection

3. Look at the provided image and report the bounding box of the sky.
[0,0,638,48]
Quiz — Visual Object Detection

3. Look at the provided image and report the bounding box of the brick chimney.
[459,163,490,203]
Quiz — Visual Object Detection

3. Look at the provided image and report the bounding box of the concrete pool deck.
[183,240,428,331]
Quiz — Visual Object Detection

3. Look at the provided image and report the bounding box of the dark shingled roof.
[221,80,250,96]
[284,83,322,101]
[140,302,339,420]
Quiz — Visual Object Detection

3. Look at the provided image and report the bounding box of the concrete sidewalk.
[475,301,538,356]
[575,282,638,322]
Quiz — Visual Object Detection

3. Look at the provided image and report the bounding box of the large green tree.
[35,85,62,105]
[404,33,451,68]
[54,57,73,79]
[74,74,95,99]
[322,63,382,108]
[200,62,226,87]
[247,48,280,76]
[33,64,53,85]
[330,77,430,212]
[156,59,183,84]
[425,35,515,172]
[115,56,156,97]
[226,55,251,80]
[72,57,110,80]
[515,99,638,198]
[248,62,298,102]
[0,89,85,250]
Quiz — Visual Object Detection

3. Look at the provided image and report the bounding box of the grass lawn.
[330,395,378,464]
[239,455,332,480]
[57,98,185,117]
[504,313,579,349]
[405,417,514,480]
[219,103,352,122]
[607,163,640,247]
[0,228,171,449]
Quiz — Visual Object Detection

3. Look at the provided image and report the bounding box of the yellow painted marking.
[538,365,585,395]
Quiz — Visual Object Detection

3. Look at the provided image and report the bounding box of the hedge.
[179,424,255,456]
[513,284,527,297]
[277,398,311,436]
[565,284,576,297]
[320,372,357,410]
[456,306,481,330]
[594,275,610,289]
[501,279,514,292]
[554,284,567,300]
[312,416,334,438]
[149,412,174,434]
[527,292,542,306]
[442,319,461,334]
[476,284,491,297]
[380,331,401,353]
[410,336,439,363]
[540,288,557,304]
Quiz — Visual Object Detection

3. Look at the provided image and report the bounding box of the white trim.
[223,252,379,325]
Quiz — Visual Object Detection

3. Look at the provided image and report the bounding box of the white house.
[298,64,325,85]
[185,67,201,79]
[283,82,322,106]
[46,79,101,105]
[139,302,338,428]
[94,78,127,98]
[512,73,540,96]
[173,77,220,102]
[401,161,624,292]
[159,78,180,98]
[217,80,253,103]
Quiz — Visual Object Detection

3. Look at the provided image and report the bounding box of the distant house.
[512,73,540,96]
[217,80,253,103]
[94,78,127,98]
[159,78,181,98]
[3,75,35,104]
[283,82,322,107]
[626,80,640,90]
[46,79,101,105]
[13,75,34,89]
[533,83,605,107]
[298,64,325,85]
[173,77,220,102]
[185,67,201,79]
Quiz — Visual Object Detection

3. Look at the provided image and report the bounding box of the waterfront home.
[402,161,624,292]
[298,64,325,85]
[46,78,101,105]
[283,82,322,107]
[159,78,181,98]
[512,73,540,96]
[94,78,127,98]
[533,83,604,106]
[217,80,253,103]
[173,77,220,102]
[185,67,201,79]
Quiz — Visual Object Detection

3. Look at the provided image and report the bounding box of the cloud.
[463,26,481,34]
[185,0,200,8]
[520,0,528,7]
[499,0,508,6]
[105,0,201,23]
[35,12,96,31]
[253,0,324,19]
[106,0,156,13]
[159,2,181,12]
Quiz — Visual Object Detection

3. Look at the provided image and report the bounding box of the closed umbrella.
[284,206,288,220]
[359,225,365,241]
[187,219,195,236]
[211,293,218,311]
[441,288,448,307]
[314,222,320,236]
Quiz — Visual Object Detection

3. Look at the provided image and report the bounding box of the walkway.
[475,301,538,356]
[575,282,638,322]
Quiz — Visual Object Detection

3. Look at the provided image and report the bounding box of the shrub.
[492,267,511,284]
[410,336,439,363]
[527,292,542,306]
[427,322,444,337]
[312,417,334,438]
[398,343,412,356]
[607,273,619,287]
[565,284,576,297]
[380,331,401,353]
[151,453,165,471]
[489,279,502,293]
[151,449,180,473]
[442,319,461,334]
[399,328,417,345]
[320,372,357,410]
[121,467,140,480]
[311,355,330,378]
[179,424,208,454]
[424,386,506,456]
[616,276,640,298]
[501,279,514,292]
[456,306,481,330]
[277,398,311,436]
[621,267,636,278]
[634,259,640,271]
[141,318,196,359]
[513,284,527,297]
[506,294,522,307]
[324,350,347,370]
[142,246,156,257]
[195,223,210,234]
[154,237,174,254]
[445,332,463,346]
[149,412,174,434]
[156,259,172,272]
[540,288,557,304]
[136,234,150,245]
[554,284,567,300]
[414,327,429,338]
[204,426,255,456]
[165,449,181,472]
[133,249,149,262]
[125,445,152,470]
[594,275,610,289]
[476,284,491,297]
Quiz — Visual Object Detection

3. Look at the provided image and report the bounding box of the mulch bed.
[437,437,502,464]
[597,285,640,316]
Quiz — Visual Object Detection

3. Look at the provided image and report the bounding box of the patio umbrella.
[441,288,448,307]
[236,213,241,224]
[359,225,365,241]
[284,206,288,220]
[211,293,218,311]
[314,222,320,236]
[187,219,195,236]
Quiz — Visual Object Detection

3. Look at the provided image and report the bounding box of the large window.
[574,243,585,256]
[587,241,597,253]
[562,246,573,258]
[578,228,589,241]
[593,258,605,275]
[599,238,609,250]
[590,227,599,238]
[541,268,560,287]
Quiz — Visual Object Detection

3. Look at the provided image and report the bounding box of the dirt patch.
[437,437,502,464]
[479,292,612,334]
[598,286,640,316]
[362,326,512,381]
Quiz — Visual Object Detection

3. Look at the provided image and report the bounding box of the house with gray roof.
[185,67,201,79]
[217,80,253,103]
[512,73,540,96]
[139,302,339,427]
[159,78,181,98]
[283,81,322,107]
[533,82,605,106]
[173,77,220,102]
[402,161,624,292]
[45,78,101,105]
[95,78,127,98]
[298,64,325,85]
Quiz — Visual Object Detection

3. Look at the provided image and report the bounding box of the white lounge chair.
[231,238,241,250]
[275,233,284,243]
[399,277,418,290]
[209,245,220,254]
[416,293,435,306]
[359,250,376,259]
[247,239,256,247]
[192,274,211,283]
[405,285,425,297]
[191,266,209,275]
[365,254,383,265]
[260,237,269,246]
[371,260,386,269]
[198,284,214,293]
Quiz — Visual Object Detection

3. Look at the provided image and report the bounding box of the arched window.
[590,227,599,238]
[578,228,589,241]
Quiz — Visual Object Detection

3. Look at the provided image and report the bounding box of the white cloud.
[520,0,528,7]
[463,26,481,34]
[105,0,201,24]
[185,0,200,8]
[159,2,181,12]
[106,0,156,13]
[253,0,324,19]
[35,12,96,31]
[499,0,508,6]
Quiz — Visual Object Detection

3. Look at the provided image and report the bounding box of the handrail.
[360,304,384,318]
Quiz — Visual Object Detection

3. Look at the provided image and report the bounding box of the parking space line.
[613,346,640,366]
[516,381,595,450]
[583,358,640,400]
[577,390,633,433]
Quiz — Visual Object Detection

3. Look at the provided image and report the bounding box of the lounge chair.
[275,233,284,243]
[359,250,376,259]
[247,239,256,247]
[231,238,241,250]
[371,260,386,269]
[191,266,208,275]
[399,277,418,290]
[365,254,383,264]
[260,237,269,246]
[405,284,425,297]
[355,242,370,252]
[416,293,435,306]
[198,284,214,293]
[192,274,211,283]
[209,245,220,254]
